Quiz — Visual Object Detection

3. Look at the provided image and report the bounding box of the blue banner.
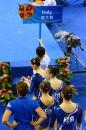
[67,0,84,5]
[55,0,84,5]
[23,6,63,23]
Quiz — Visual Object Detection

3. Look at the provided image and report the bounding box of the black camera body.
[64,33,81,48]
[83,0,86,6]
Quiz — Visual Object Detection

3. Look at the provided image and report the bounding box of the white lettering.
[63,116,74,124]
[42,10,52,15]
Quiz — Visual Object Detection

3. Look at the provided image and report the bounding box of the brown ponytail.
[48,66,59,76]
[39,81,51,93]
[62,85,77,100]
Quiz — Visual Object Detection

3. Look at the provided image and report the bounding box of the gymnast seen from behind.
[2,81,47,130]
[49,85,82,130]
[35,81,56,130]
[30,57,47,98]
[46,66,64,105]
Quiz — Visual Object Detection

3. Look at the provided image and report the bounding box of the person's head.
[30,57,40,70]
[47,66,59,78]
[62,85,76,101]
[16,81,28,97]
[36,47,45,58]
[39,81,51,94]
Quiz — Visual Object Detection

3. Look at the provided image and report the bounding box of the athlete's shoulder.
[9,97,19,104]
[53,106,62,113]
[29,98,40,108]
[6,98,19,109]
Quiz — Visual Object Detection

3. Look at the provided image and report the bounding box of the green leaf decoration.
[0,62,16,106]
[56,56,72,85]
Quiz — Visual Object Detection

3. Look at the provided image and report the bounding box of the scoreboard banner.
[19,4,63,23]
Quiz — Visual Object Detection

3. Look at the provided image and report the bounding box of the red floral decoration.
[0,62,16,106]
[56,56,72,84]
